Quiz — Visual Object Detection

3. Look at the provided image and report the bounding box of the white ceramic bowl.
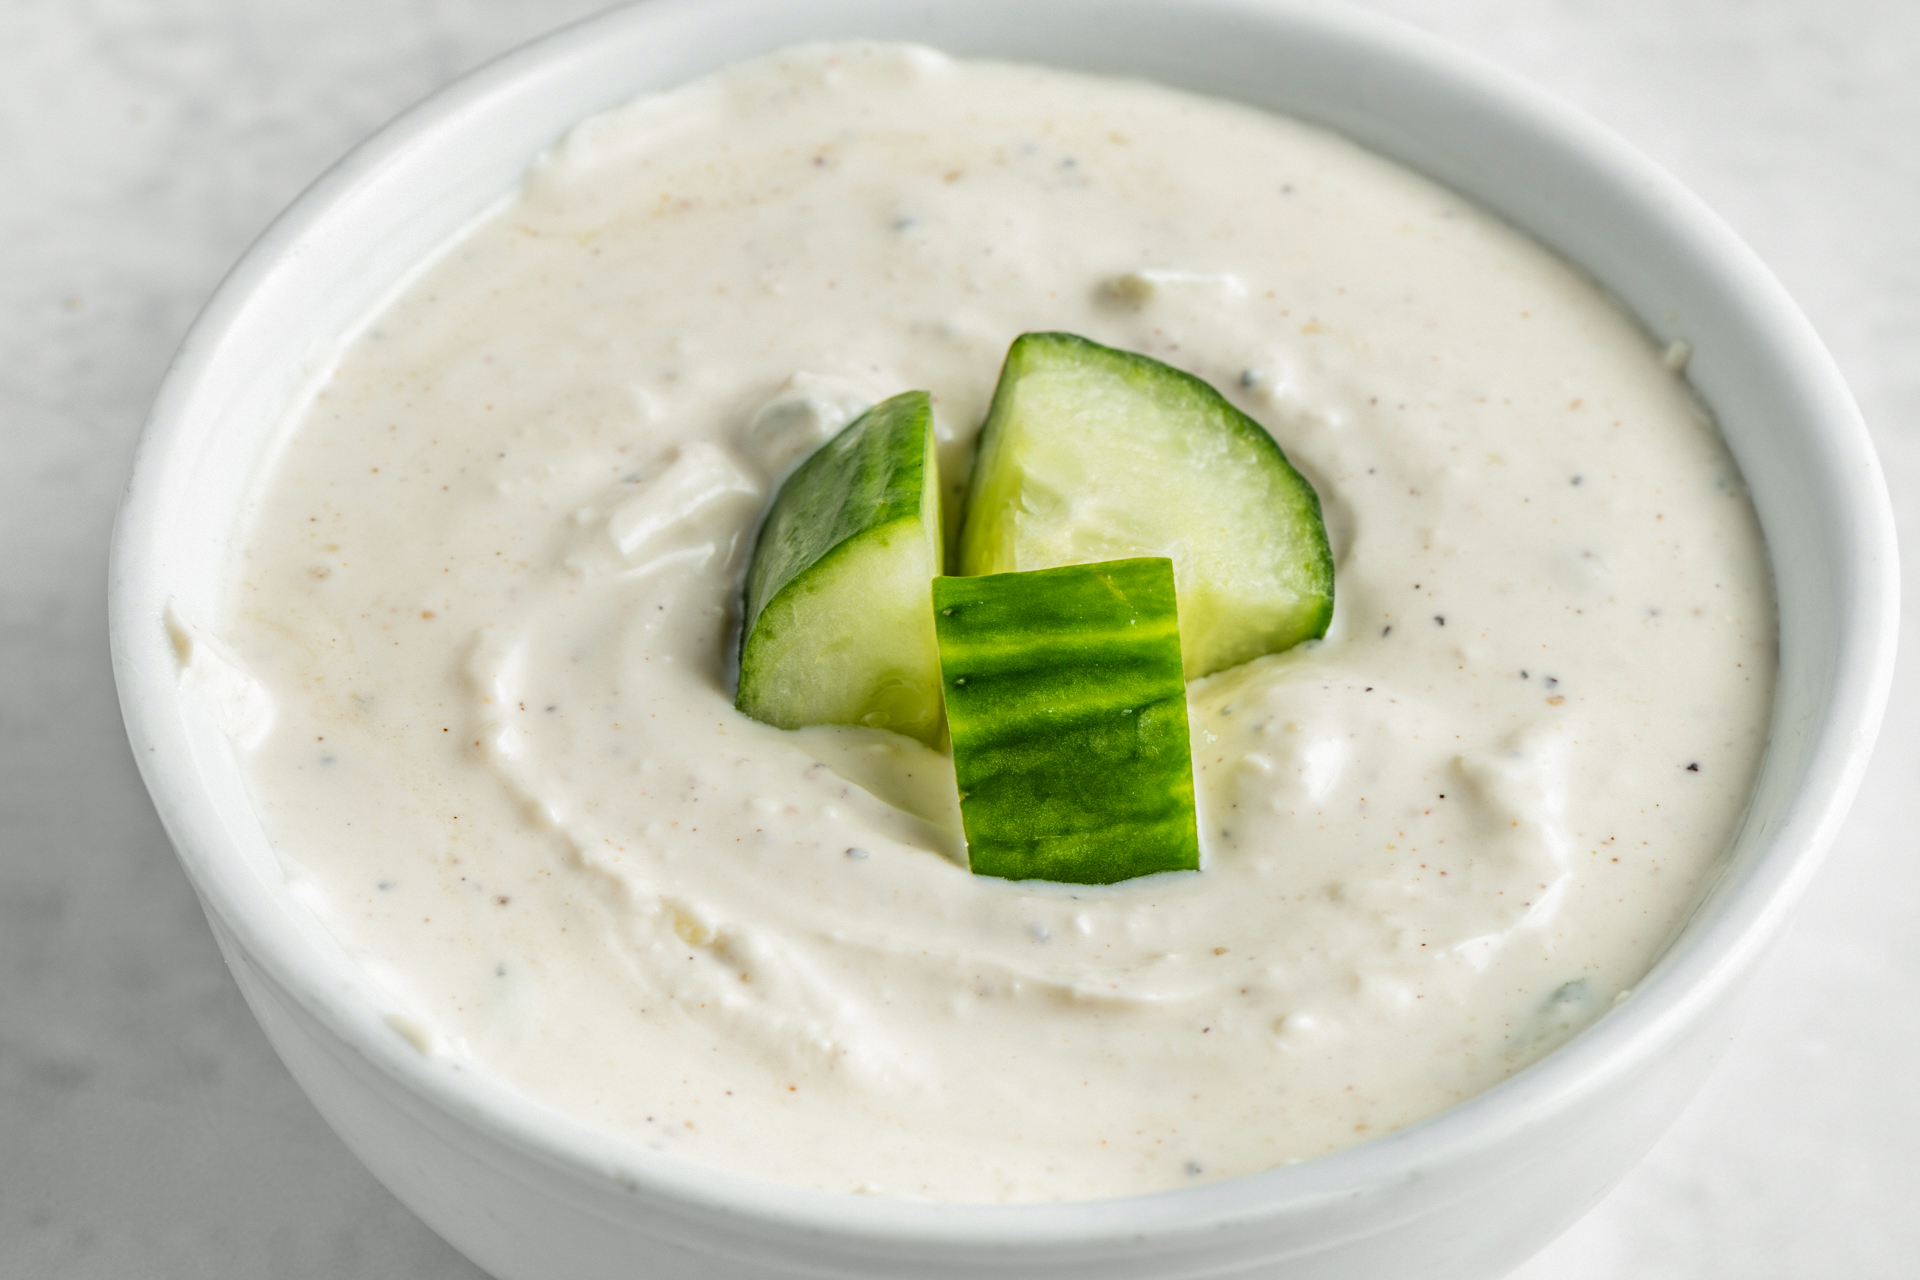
[110,1,1898,1276]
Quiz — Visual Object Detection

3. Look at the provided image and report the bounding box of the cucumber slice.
[958,332,1333,679]
[934,557,1199,884]
[737,390,943,745]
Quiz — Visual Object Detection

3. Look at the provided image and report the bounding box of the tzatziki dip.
[211,43,1774,1202]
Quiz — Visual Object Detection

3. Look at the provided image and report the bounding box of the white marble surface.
[1,1,1912,1275]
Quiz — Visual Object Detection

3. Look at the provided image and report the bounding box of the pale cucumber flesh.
[737,391,943,745]
[959,332,1333,679]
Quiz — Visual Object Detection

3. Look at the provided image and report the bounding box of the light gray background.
[2,1,1912,1275]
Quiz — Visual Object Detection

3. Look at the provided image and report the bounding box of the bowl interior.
[111,0,1897,1242]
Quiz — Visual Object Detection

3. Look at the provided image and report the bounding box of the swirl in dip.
[212,44,1774,1201]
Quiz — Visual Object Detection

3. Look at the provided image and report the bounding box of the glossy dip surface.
[209,44,1774,1202]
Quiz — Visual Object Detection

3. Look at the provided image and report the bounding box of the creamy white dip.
[219,44,1774,1202]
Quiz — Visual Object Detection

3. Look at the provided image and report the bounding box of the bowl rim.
[109,0,1899,1248]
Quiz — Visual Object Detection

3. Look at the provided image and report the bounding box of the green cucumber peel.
[934,557,1200,885]
[736,390,944,745]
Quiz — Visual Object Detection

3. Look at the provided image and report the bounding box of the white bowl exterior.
[110,0,1899,1276]
[214,909,1770,1279]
